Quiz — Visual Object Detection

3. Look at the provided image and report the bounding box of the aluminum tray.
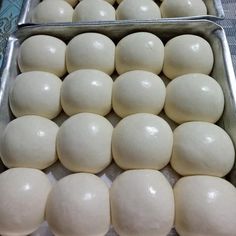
[17,0,225,26]
[0,20,235,236]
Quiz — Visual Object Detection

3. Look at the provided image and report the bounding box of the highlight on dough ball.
[18,35,67,77]
[0,168,51,236]
[116,32,164,75]
[112,70,166,118]
[164,73,224,124]
[46,173,110,236]
[112,113,173,170]
[171,122,235,177]
[110,170,175,236]
[174,176,236,236]
[56,113,113,173]
[66,33,115,75]
[1,116,59,169]
[9,71,62,119]
[163,34,214,79]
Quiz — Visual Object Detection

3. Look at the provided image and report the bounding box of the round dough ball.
[46,173,110,236]
[111,170,174,236]
[174,176,236,236]
[10,71,62,119]
[112,70,166,118]
[116,0,161,20]
[112,113,173,170]
[73,0,115,21]
[0,168,51,236]
[163,34,214,79]
[31,0,73,23]
[57,113,113,173]
[164,73,224,124]
[1,115,59,169]
[160,0,207,18]
[61,69,113,116]
[79,0,116,5]
[18,35,66,77]
[116,32,164,75]
[66,33,115,75]
[171,122,235,177]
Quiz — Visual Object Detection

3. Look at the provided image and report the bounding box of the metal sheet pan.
[17,0,225,26]
[0,20,235,236]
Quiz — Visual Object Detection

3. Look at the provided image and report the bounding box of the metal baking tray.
[17,0,225,26]
[0,20,235,236]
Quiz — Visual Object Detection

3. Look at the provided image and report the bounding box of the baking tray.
[0,20,235,235]
[17,0,225,26]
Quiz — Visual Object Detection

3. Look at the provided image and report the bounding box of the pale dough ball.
[112,113,173,170]
[160,0,207,18]
[57,113,113,173]
[0,168,51,236]
[31,0,73,23]
[171,122,235,177]
[66,33,115,75]
[73,0,115,21]
[164,73,224,124]
[61,69,113,116]
[10,71,62,119]
[116,0,161,20]
[112,70,166,118]
[46,173,110,236]
[163,34,214,79]
[111,170,174,236]
[174,176,236,236]
[79,0,116,5]
[1,115,58,169]
[116,32,164,75]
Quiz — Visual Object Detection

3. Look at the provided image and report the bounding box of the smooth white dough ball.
[164,73,224,124]
[31,0,73,23]
[163,34,214,79]
[174,176,236,236]
[46,173,110,236]
[57,113,113,173]
[171,122,235,177]
[79,0,116,5]
[112,113,173,170]
[112,70,166,118]
[1,116,59,169]
[10,71,62,119]
[66,33,115,75]
[111,170,174,236]
[116,0,161,20]
[160,0,207,18]
[73,0,115,21]
[0,168,51,236]
[61,69,113,116]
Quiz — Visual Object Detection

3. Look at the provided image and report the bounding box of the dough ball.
[57,113,113,173]
[18,35,66,77]
[116,0,161,20]
[31,0,73,23]
[112,113,173,170]
[61,69,113,116]
[111,170,174,236]
[73,0,115,21]
[164,73,224,124]
[112,70,166,118]
[116,32,164,75]
[160,0,207,18]
[79,0,116,5]
[163,34,214,79]
[46,173,110,236]
[66,33,115,75]
[0,168,51,236]
[171,122,235,177]
[1,115,58,169]
[10,71,62,119]
[174,176,236,236]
